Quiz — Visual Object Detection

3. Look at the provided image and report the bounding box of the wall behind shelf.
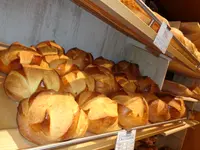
[0,0,169,87]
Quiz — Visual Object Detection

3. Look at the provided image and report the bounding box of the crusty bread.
[17,90,88,145]
[62,70,95,96]
[84,64,119,95]
[171,28,186,45]
[0,42,42,74]
[66,48,93,70]
[93,56,115,71]
[4,65,60,101]
[77,91,120,134]
[112,93,149,129]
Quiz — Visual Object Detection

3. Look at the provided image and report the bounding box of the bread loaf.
[62,70,95,96]
[84,64,119,95]
[93,56,114,71]
[171,28,185,45]
[44,54,78,76]
[136,76,160,94]
[161,96,185,119]
[36,41,64,56]
[17,90,88,145]
[66,48,93,70]
[77,91,120,134]
[4,65,60,101]
[162,80,200,100]
[143,94,170,123]
[112,93,149,129]
[0,42,42,74]
[113,60,141,80]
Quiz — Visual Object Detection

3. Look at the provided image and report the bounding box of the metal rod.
[25,118,187,150]
[135,0,200,66]
[148,19,155,27]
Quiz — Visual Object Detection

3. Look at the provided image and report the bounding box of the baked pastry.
[77,91,120,134]
[113,60,141,80]
[162,80,200,100]
[17,90,88,145]
[62,70,95,96]
[143,94,170,123]
[36,41,64,55]
[4,65,60,101]
[0,42,42,74]
[112,93,149,129]
[171,28,185,45]
[44,54,78,76]
[161,96,186,119]
[115,74,137,96]
[136,76,160,94]
[93,56,114,71]
[66,48,93,70]
[84,64,119,95]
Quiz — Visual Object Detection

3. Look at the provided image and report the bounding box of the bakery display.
[66,47,93,70]
[62,70,95,96]
[0,42,42,74]
[84,64,119,95]
[143,94,171,123]
[17,90,88,145]
[93,56,114,71]
[77,91,120,134]
[112,93,149,129]
[113,60,141,80]
[4,65,60,101]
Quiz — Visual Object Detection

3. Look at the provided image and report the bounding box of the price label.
[115,130,136,150]
[153,22,173,54]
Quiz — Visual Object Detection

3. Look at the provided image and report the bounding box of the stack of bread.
[0,41,186,145]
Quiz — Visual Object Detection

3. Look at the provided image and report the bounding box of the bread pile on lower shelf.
[0,41,187,145]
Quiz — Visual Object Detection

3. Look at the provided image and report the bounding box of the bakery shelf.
[0,118,194,150]
[73,0,200,76]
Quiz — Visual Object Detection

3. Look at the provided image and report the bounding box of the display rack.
[73,0,200,78]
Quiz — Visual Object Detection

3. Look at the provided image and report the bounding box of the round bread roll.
[44,54,78,76]
[84,64,119,95]
[62,70,95,96]
[143,94,170,123]
[36,41,64,56]
[77,91,120,134]
[161,96,186,119]
[0,42,42,74]
[113,60,141,80]
[136,77,160,94]
[66,48,93,70]
[17,90,88,145]
[93,56,114,71]
[112,93,149,129]
[115,74,137,96]
[4,65,60,101]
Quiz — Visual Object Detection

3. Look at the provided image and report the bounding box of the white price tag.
[115,130,136,150]
[153,22,173,54]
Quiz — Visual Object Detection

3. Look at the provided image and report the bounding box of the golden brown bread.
[44,54,78,76]
[0,42,42,74]
[162,80,200,100]
[113,60,141,80]
[4,65,60,101]
[84,64,119,95]
[62,70,95,97]
[143,94,171,123]
[77,91,120,134]
[112,93,149,129]
[161,96,186,119]
[153,12,170,27]
[171,28,186,45]
[115,74,137,96]
[66,48,93,70]
[93,56,115,71]
[136,76,160,94]
[17,90,88,145]
[36,41,64,56]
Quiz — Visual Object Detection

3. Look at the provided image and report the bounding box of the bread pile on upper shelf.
[120,0,200,62]
[0,41,186,145]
